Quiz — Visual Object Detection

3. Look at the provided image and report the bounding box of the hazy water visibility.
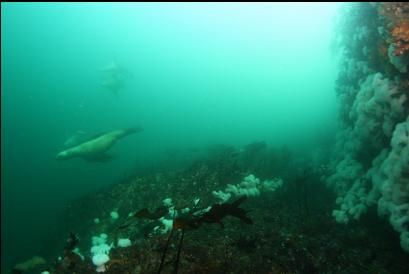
[1,2,339,271]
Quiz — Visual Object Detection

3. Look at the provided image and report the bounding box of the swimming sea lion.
[56,126,142,162]
[100,61,131,95]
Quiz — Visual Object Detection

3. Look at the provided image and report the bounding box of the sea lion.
[100,61,130,95]
[56,126,142,162]
[101,74,125,94]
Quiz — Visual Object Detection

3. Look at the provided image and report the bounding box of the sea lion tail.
[125,126,143,135]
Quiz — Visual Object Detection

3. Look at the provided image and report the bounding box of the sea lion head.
[56,150,70,160]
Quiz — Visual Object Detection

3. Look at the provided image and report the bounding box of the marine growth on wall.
[327,2,409,252]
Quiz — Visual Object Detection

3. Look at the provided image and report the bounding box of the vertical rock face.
[327,2,409,252]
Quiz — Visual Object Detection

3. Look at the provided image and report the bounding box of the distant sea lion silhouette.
[100,61,130,95]
[56,126,143,162]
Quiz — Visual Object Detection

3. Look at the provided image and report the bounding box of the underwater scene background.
[1,2,408,274]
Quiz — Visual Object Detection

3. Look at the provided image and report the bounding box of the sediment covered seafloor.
[37,143,409,273]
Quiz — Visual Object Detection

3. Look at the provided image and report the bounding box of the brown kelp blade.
[200,196,253,226]
[173,217,189,230]
[118,206,169,230]
[172,197,253,230]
